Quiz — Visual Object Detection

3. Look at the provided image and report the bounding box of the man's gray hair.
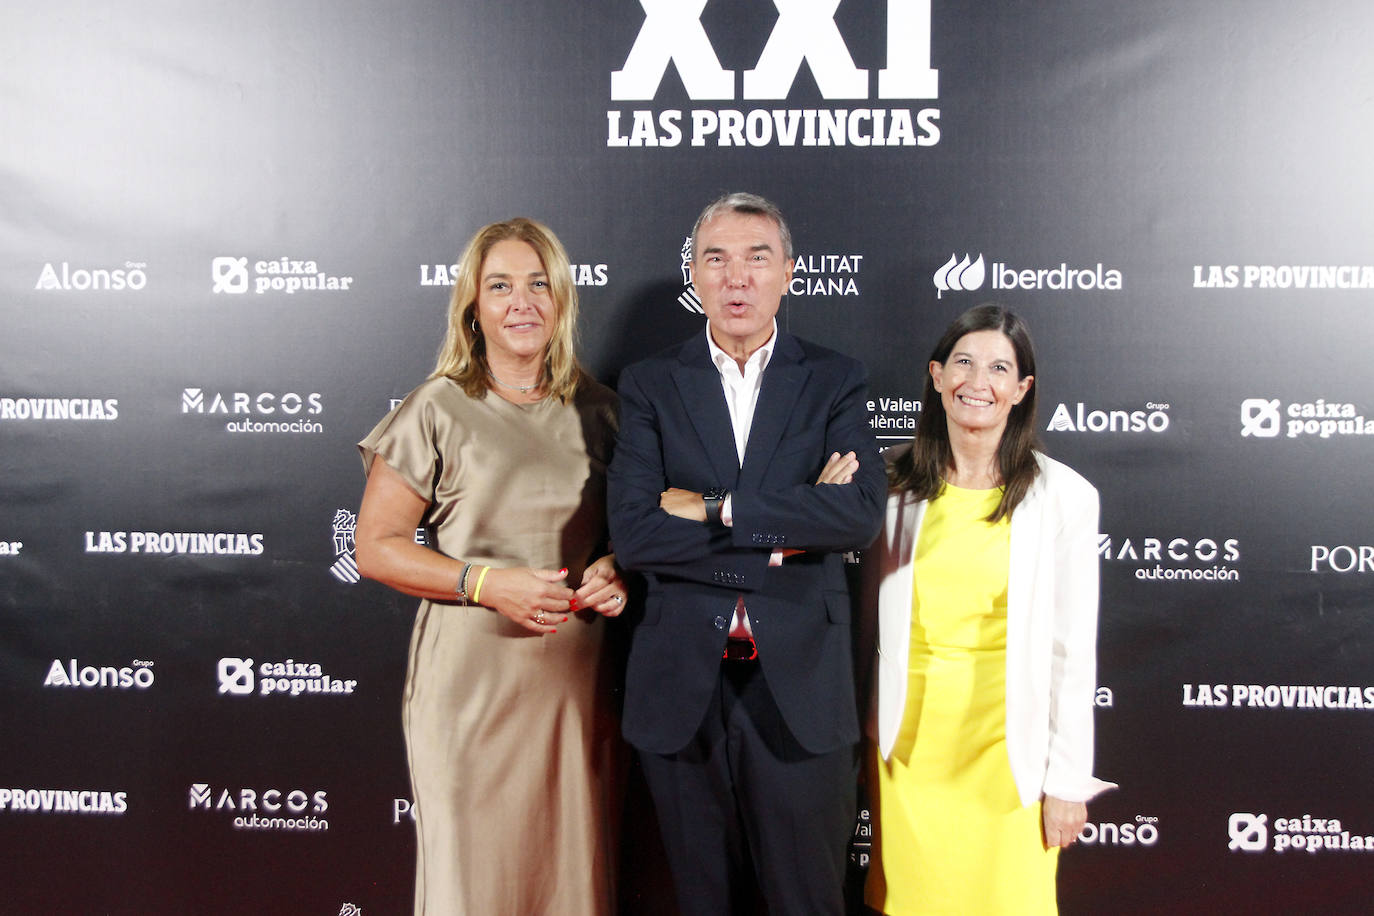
[690,192,794,262]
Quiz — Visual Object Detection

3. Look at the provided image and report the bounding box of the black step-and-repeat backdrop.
[4,1,1373,912]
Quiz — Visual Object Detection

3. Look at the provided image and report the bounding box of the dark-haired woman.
[863,304,1113,914]
[354,218,626,915]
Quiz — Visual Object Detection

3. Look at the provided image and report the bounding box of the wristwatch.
[702,487,728,525]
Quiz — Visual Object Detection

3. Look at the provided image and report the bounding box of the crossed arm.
[607,359,885,584]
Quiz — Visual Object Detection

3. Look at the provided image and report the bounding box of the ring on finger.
[612,595,623,604]
[535,612,546,625]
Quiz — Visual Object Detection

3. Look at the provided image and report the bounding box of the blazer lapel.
[671,335,743,486]
[1007,472,1045,625]
[738,333,808,489]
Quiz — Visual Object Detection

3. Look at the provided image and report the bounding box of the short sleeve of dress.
[357,381,443,501]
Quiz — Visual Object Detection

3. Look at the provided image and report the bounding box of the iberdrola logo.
[933,252,985,298]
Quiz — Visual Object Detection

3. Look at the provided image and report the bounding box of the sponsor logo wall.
[3,0,1372,912]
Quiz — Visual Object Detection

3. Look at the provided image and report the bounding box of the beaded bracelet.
[455,562,472,604]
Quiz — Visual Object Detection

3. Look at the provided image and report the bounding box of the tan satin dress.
[359,375,620,916]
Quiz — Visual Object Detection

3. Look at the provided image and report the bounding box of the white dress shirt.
[704,320,779,638]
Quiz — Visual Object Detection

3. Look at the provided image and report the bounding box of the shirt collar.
[705,319,778,375]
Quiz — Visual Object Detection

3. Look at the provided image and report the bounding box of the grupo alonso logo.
[35,260,147,292]
[44,658,154,690]
[1078,816,1159,847]
[1047,402,1170,434]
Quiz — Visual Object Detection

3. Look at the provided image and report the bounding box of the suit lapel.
[738,333,808,489]
[671,334,742,485]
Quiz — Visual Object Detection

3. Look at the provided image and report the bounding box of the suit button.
[712,616,727,630]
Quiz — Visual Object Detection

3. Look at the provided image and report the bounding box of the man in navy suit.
[608,192,885,915]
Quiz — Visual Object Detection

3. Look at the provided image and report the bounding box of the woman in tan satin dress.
[355,218,627,915]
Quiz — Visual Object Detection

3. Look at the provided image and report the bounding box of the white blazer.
[866,449,1115,806]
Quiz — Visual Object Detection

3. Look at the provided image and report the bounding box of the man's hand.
[815,450,858,485]
[657,450,860,528]
[660,487,707,521]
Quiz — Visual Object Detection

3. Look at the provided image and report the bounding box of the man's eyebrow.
[701,243,774,255]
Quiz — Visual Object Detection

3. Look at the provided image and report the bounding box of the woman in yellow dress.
[863,304,1114,914]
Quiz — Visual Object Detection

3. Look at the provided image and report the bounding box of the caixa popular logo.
[1241,397,1374,440]
[608,0,940,148]
[1229,812,1374,855]
[211,256,353,295]
[217,657,358,698]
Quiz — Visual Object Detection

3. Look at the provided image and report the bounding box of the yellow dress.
[866,483,1059,915]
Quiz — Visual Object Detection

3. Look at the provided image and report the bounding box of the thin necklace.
[489,370,541,393]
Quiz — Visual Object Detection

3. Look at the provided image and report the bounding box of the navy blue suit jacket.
[608,330,885,755]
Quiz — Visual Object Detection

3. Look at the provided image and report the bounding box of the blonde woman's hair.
[431,217,582,401]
